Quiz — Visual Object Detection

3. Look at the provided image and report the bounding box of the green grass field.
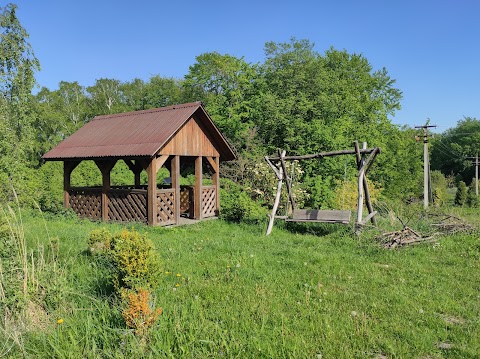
[1,210,479,358]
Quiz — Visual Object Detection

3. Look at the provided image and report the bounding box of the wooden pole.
[171,155,181,224]
[278,150,295,210]
[266,150,286,236]
[194,156,203,220]
[95,160,116,222]
[147,157,157,225]
[423,135,429,209]
[356,144,366,225]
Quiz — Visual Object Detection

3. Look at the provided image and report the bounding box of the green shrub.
[220,179,267,224]
[430,170,448,206]
[87,228,112,255]
[466,180,479,208]
[90,228,162,296]
[455,181,468,206]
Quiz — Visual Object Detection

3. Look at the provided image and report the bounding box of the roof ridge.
[92,101,202,121]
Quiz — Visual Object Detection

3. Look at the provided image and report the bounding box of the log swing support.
[265,141,380,235]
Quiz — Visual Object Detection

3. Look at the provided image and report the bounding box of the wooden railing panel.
[202,185,216,217]
[69,188,102,220]
[108,190,147,223]
[156,189,176,225]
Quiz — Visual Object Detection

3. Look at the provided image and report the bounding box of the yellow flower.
[176,273,181,277]
[175,283,180,287]
[57,319,64,324]
[165,271,171,275]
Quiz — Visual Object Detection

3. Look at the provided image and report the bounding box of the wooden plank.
[359,211,378,226]
[287,209,351,223]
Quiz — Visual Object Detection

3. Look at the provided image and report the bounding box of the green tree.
[0,3,40,198]
[251,38,414,206]
[455,181,468,206]
[183,52,257,148]
[144,75,182,109]
[431,117,480,182]
[86,78,125,115]
[466,179,479,207]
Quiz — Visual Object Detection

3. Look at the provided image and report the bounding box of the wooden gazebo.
[43,102,236,226]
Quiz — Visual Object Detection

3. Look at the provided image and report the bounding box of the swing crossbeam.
[265,141,380,235]
[286,209,351,224]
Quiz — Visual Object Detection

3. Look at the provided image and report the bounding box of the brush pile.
[375,212,474,249]
[426,213,474,235]
[375,227,436,249]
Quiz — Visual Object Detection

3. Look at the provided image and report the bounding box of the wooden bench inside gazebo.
[42,102,236,226]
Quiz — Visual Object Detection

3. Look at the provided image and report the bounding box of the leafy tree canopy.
[431,117,480,183]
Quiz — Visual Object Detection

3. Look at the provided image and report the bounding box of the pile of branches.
[375,212,474,249]
[375,226,437,249]
[425,213,474,235]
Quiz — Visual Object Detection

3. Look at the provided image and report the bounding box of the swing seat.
[286,209,351,224]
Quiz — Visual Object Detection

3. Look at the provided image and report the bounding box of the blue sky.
[12,0,480,131]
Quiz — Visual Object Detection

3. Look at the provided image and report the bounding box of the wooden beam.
[155,155,170,171]
[267,148,380,161]
[147,157,157,225]
[171,155,180,224]
[194,156,203,220]
[205,156,219,173]
[95,160,116,222]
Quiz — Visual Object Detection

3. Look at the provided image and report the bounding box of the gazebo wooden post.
[171,155,181,224]
[214,156,220,214]
[206,156,220,216]
[133,161,142,187]
[147,157,157,226]
[95,160,116,222]
[194,156,203,220]
[63,160,80,208]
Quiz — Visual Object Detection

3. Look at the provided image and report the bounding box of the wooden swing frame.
[265,141,381,235]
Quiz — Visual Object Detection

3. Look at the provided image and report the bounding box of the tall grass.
[0,205,479,358]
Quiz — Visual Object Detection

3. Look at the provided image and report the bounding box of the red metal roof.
[42,102,236,161]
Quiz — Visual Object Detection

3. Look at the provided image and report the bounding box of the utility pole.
[466,154,479,196]
[415,123,437,209]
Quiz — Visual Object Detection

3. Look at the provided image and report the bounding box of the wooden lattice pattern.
[156,189,175,225]
[69,189,101,220]
[202,186,216,217]
[108,190,147,223]
[180,186,193,215]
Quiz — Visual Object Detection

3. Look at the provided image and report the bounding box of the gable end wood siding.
[159,116,220,157]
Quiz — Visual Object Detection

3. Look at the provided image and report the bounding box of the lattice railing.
[108,189,147,223]
[69,188,102,220]
[180,186,193,217]
[202,186,217,217]
[156,189,175,225]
